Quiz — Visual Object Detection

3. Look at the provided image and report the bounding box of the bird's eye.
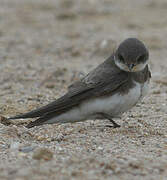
[118,54,124,63]
[137,54,146,63]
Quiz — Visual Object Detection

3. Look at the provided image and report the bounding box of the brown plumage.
[8,38,151,128]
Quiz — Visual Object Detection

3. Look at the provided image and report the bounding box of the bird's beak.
[128,64,135,71]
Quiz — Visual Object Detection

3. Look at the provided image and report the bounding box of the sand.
[0,0,167,179]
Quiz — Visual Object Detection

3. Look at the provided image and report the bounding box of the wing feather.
[8,57,128,127]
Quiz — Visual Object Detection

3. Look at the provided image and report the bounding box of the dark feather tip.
[8,115,24,120]
[26,120,43,128]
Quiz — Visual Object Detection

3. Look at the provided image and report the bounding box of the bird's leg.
[100,113,121,128]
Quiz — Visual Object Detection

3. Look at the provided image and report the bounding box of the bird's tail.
[8,111,41,120]
[8,96,67,120]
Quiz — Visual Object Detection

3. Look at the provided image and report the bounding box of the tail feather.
[8,95,70,120]
[26,110,64,128]
[26,118,46,128]
[8,111,42,120]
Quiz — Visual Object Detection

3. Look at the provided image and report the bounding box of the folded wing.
[8,57,128,128]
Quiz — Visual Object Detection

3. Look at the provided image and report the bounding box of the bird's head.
[114,38,149,72]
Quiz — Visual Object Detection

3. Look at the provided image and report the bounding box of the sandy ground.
[0,0,167,179]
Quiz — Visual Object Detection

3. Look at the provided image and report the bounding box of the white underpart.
[46,81,149,124]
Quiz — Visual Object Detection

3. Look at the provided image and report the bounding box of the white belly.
[46,81,149,124]
[81,81,149,117]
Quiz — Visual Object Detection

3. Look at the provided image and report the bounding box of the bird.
[8,38,151,128]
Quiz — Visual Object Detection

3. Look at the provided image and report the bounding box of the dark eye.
[118,54,124,63]
[137,54,146,63]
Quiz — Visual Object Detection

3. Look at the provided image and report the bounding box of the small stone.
[0,116,11,126]
[36,136,46,141]
[98,146,103,150]
[45,83,55,89]
[19,146,35,153]
[129,161,141,169]
[32,148,53,161]
[152,90,161,94]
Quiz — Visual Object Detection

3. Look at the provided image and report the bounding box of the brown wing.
[9,56,128,123]
[26,70,128,128]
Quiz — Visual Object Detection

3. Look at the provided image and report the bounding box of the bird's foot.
[98,113,121,128]
[105,123,121,128]
[109,119,121,128]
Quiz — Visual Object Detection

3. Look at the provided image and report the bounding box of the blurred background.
[0,0,167,179]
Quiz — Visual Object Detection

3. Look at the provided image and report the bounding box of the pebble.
[0,116,11,126]
[32,148,53,161]
[19,146,35,153]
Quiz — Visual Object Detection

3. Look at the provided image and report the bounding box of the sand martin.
[9,38,151,128]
